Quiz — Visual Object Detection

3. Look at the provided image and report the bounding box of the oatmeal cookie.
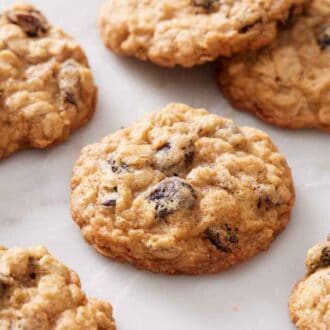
[218,0,330,130]
[0,246,115,329]
[0,3,97,160]
[289,237,330,329]
[71,103,295,275]
[99,0,305,67]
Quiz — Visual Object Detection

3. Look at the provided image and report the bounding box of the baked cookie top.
[0,3,96,160]
[289,238,330,330]
[71,103,295,274]
[99,0,305,67]
[0,246,115,330]
[218,0,330,130]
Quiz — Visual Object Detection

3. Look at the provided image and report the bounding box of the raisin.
[58,60,81,106]
[319,247,330,268]
[257,196,271,210]
[204,225,239,253]
[102,199,116,207]
[0,274,14,296]
[147,177,196,218]
[257,195,281,211]
[239,19,262,34]
[0,283,8,296]
[318,26,330,50]
[0,278,9,296]
[154,138,194,176]
[108,154,129,174]
[25,257,39,284]
[226,224,239,244]
[29,272,36,280]
[204,228,223,250]
[278,5,302,28]
[101,192,118,207]
[184,147,195,165]
[63,91,76,105]
[157,142,171,154]
[7,9,48,37]
[192,0,218,10]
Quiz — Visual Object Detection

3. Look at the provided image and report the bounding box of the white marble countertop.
[0,1,329,329]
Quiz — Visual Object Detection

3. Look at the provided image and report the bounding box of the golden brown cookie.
[99,0,305,68]
[0,3,97,160]
[289,238,330,329]
[218,0,330,131]
[0,246,116,329]
[71,103,295,275]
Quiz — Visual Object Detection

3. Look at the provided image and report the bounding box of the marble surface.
[0,1,329,329]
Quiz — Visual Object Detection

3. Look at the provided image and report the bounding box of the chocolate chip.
[192,0,218,9]
[239,19,262,34]
[318,26,330,50]
[147,177,196,218]
[58,60,81,106]
[154,138,194,176]
[204,225,239,253]
[7,9,48,37]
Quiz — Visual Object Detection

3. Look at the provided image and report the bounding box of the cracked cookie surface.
[289,238,330,330]
[71,103,295,274]
[218,0,330,131]
[0,246,115,330]
[0,3,97,160]
[98,0,305,67]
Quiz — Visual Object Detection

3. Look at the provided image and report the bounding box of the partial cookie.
[71,103,295,275]
[0,3,97,160]
[0,246,116,329]
[289,238,330,329]
[218,0,330,130]
[99,0,305,68]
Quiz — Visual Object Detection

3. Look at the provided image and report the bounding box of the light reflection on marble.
[0,1,329,329]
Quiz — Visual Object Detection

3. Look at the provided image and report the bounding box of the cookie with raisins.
[218,0,330,131]
[289,237,330,329]
[0,3,96,160]
[0,246,115,329]
[71,103,295,274]
[98,0,304,67]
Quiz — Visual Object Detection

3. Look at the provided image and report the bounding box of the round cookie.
[218,0,330,131]
[71,103,295,275]
[99,0,305,68]
[289,238,330,329]
[0,246,116,329]
[0,3,97,160]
